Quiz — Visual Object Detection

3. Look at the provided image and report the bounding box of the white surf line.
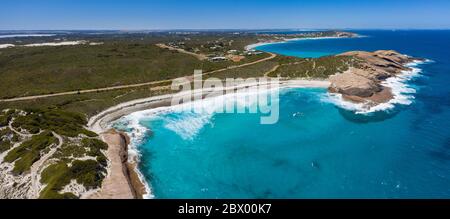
[87,79,330,133]
[245,34,365,51]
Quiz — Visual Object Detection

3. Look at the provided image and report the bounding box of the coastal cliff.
[329,50,423,106]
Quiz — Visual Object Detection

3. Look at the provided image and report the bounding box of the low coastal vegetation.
[0,128,19,153]
[268,55,361,79]
[39,158,107,199]
[53,138,107,161]
[205,59,280,79]
[0,108,108,199]
[0,55,357,119]
[0,109,16,126]
[0,43,203,98]
[11,108,97,137]
[0,85,176,118]
[0,37,268,99]
[4,131,57,175]
[40,155,107,199]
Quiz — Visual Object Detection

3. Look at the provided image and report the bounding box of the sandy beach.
[87,130,146,199]
[87,79,329,199]
[245,36,346,51]
[245,33,364,51]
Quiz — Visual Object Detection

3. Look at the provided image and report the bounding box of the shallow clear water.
[116,30,450,198]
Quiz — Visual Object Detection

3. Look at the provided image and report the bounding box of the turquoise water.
[256,39,339,58]
[116,30,450,198]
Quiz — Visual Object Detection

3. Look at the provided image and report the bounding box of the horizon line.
[1,28,450,32]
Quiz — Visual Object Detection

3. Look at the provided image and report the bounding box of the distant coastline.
[245,31,361,51]
[245,36,344,51]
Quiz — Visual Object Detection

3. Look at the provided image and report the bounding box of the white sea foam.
[322,60,430,114]
[164,111,214,140]
[115,111,155,199]
[115,111,154,164]
[122,87,275,141]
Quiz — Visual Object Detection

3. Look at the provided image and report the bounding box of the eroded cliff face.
[329,50,422,105]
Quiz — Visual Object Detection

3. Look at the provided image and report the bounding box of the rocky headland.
[329,50,424,107]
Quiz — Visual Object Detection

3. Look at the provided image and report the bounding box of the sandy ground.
[156,43,208,60]
[87,130,145,199]
[24,41,87,47]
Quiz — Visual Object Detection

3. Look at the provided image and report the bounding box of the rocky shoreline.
[329,50,424,108]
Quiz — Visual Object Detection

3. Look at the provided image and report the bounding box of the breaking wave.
[117,86,278,141]
[164,111,214,140]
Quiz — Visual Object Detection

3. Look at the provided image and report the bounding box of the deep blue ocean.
[116,30,450,198]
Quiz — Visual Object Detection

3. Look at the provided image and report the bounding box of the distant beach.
[245,36,360,51]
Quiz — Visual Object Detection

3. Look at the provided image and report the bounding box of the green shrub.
[71,160,106,189]
[40,191,78,199]
[39,162,78,199]
[39,159,107,199]
[0,128,19,153]
[0,141,11,154]
[96,154,108,168]
[4,131,57,175]
[0,110,17,127]
[0,115,8,127]
[269,56,359,79]
[82,138,108,158]
[12,108,97,137]
[53,143,87,159]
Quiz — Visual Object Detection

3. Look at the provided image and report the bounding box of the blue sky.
[1,0,450,30]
